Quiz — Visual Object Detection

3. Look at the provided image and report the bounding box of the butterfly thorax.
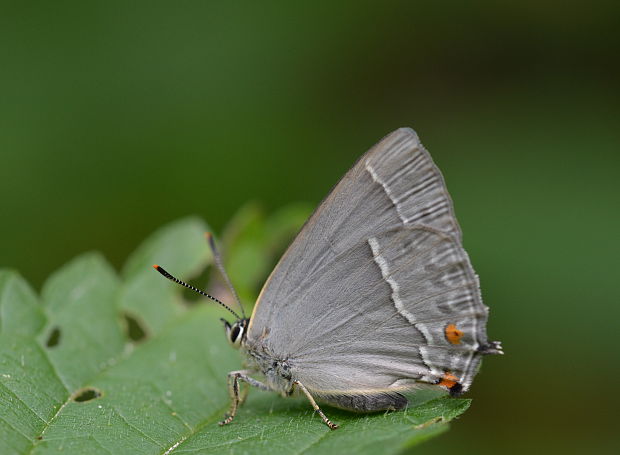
[242,338,294,396]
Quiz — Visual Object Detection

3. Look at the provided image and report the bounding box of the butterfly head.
[222,318,249,348]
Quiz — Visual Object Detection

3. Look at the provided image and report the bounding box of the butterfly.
[154,127,502,429]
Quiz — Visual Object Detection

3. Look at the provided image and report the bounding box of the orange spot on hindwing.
[438,372,459,389]
[445,323,464,345]
[438,372,464,396]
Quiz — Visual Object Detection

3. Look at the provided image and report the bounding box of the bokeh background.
[1,1,619,453]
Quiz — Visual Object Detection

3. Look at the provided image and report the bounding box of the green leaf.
[40,253,124,391]
[0,212,471,455]
[0,270,45,336]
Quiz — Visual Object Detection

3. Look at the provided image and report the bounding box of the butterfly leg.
[293,380,339,430]
[219,370,270,426]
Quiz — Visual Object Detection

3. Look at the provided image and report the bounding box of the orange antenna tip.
[152,264,159,269]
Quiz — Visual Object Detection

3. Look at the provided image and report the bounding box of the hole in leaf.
[73,387,102,402]
[45,327,61,347]
[123,312,147,342]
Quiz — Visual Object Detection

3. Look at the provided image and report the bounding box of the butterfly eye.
[227,322,245,348]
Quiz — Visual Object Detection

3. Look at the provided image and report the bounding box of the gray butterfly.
[155,127,502,429]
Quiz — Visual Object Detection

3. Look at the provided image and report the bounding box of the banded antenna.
[153,265,241,320]
[205,232,246,318]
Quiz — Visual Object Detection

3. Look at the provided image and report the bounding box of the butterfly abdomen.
[318,392,408,412]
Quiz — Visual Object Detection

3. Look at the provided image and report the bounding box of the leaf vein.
[0,413,32,443]
[112,406,166,449]
[0,381,48,425]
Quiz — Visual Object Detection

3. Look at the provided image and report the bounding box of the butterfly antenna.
[205,232,246,318]
[153,265,241,320]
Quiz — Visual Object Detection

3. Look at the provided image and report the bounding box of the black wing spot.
[449,382,464,397]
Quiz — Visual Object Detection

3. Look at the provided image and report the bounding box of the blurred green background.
[1,1,618,453]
